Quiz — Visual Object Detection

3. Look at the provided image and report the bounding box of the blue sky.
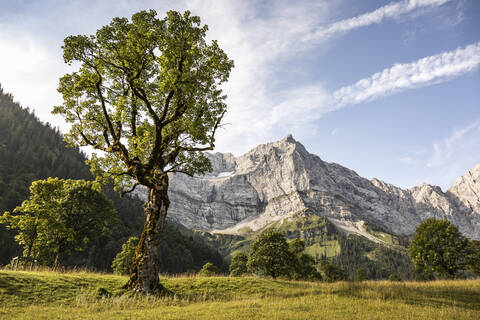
[0,0,479,190]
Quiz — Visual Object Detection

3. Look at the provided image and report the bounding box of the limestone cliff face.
[140,135,480,239]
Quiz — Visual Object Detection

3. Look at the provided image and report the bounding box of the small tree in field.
[247,230,293,278]
[199,262,219,276]
[409,218,469,279]
[53,10,233,293]
[288,239,320,280]
[317,260,347,282]
[229,252,248,276]
[0,178,115,268]
[354,267,367,282]
[466,240,480,276]
[112,237,138,275]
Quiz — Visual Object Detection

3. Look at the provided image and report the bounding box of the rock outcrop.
[139,135,480,240]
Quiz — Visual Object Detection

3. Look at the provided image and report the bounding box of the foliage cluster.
[246,230,295,279]
[0,178,116,268]
[230,230,322,280]
[409,218,480,279]
[198,262,219,276]
[112,237,138,275]
[228,252,248,276]
[317,260,347,282]
[54,9,234,194]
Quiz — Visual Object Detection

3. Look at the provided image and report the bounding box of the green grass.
[1,270,479,319]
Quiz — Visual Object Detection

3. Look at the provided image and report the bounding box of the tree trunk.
[127,174,169,294]
[54,244,64,270]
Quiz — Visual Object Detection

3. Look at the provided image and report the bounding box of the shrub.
[112,237,138,275]
[247,230,293,278]
[354,267,368,282]
[229,252,248,276]
[317,260,347,282]
[409,218,469,279]
[199,262,219,276]
[388,273,402,281]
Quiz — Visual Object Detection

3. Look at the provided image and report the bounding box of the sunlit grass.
[0,270,479,319]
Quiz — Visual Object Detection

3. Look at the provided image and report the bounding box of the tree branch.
[120,183,140,197]
[179,110,226,152]
[94,73,117,142]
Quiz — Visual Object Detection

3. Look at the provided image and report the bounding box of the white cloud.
[400,156,414,164]
[303,0,452,43]
[427,120,480,169]
[184,0,334,153]
[241,41,480,143]
[0,0,473,160]
[330,41,480,110]
[0,29,69,126]
[397,120,480,189]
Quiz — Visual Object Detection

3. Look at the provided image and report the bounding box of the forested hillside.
[0,85,225,272]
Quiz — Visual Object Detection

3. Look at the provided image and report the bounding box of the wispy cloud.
[186,0,334,151]
[427,120,480,170]
[399,120,480,190]
[254,41,480,137]
[0,0,473,160]
[303,0,452,42]
[330,41,480,110]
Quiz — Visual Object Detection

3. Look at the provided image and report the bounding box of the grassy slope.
[189,215,413,280]
[1,270,479,319]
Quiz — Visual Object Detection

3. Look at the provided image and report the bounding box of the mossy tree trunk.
[127,174,169,294]
[54,242,66,270]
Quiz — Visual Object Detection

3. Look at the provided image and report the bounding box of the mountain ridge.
[158,135,480,240]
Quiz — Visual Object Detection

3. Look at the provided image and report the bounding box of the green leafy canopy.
[53,10,234,193]
[0,178,116,266]
[409,218,469,279]
[247,230,293,279]
[112,236,138,275]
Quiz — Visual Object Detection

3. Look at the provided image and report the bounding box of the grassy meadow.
[0,270,479,319]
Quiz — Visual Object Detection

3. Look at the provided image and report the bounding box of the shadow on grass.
[0,271,124,306]
[332,282,480,311]
[161,277,310,302]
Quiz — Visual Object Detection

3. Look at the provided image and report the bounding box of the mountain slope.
[164,134,480,240]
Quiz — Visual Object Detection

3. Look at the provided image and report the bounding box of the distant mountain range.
[154,134,480,242]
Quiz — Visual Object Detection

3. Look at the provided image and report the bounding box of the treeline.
[333,233,413,280]
[0,85,225,273]
[224,221,480,281]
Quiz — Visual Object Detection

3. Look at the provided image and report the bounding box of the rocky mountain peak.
[447,163,480,215]
[232,135,312,175]
[411,183,444,196]
[283,133,296,143]
[450,163,480,189]
[149,137,480,240]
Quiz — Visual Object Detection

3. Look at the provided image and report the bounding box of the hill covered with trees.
[0,85,225,273]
